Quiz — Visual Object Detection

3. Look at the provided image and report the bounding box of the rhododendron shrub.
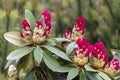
[4,10,71,80]
[4,10,120,80]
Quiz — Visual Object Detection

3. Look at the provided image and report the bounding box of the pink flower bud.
[20,30,32,40]
[36,20,42,28]
[71,17,85,40]
[39,10,52,36]
[104,58,119,76]
[22,20,30,31]
[73,17,85,34]
[42,10,51,21]
[63,29,72,39]
[20,20,32,42]
[74,38,93,57]
[74,38,93,66]
[91,41,108,69]
[43,29,50,36]
[108,58,119,71]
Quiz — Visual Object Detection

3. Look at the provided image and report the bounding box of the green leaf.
[44,46,71,61]
[7,47,34,60]
[115,70,120,78]
[111,49,120,65]
[95,74,104,80]
[43,50,60,71]
[53,38,71,43]
[4,31,24,46]
[67,67,80,80]
[66,42,76,55]
[115,75,120,80]
[25,10,35,28]
[98,71,112,80]
[84,64,98,72]
[54,66,73,73]
[5,60,14,69]
[79,70,84,80]
[24,72,37,80]
[33,46,43,64]
[79,69,89,80]
[42,40,56,46]
[86,72,103,80]
[46,70,60,80]
[17,54,34,72]
[39,15,44,24]
[82,71,89,80]
[113,53,120,65]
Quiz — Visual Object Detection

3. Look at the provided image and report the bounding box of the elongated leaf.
[42,40,56,46]
[5,60,14,69]
[82,71,89,80]
[39,15,44,24]
[4,31,24,46]
[53,38,71,42]
[67,67,80,80]
[86,72,103,80]
[25,10,35,28]
[43,50,60,71]
[95,74,104,80]
[79,70,84,80]
[86,72,97,80]
[34,46,43,64]
[115,75,120,80]
[66,42,76,55]
[24,72,37,80]
[98,71,112,80]
[17,54,34,72]
[44,46,71,61]
[110,49,120,66]
[114,70,120,78]
[84,64,98,72]
[54,66,73,73]
[113,53,120,65]
[7,47,34,60]
[46,70,60,80]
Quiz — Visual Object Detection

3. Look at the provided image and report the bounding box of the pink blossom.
[92,41,108,66]
[108,58,119,70]
[63,29,72,39]
[74,38,93,57]
[72,17,85,35]
[22,20,30,31]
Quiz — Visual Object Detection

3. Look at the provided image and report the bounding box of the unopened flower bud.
[63,29,72,39]
[40,10,52,36]
[8,65,17,78]
[20,20,32,43]
[71,17,85,41]
[32,20,46,44]
[91,42,108,69]
[22,20,30,31]
[104,58,119,76]
[74,38,93,66]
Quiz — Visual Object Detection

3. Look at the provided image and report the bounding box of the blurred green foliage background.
[0,0,120,78]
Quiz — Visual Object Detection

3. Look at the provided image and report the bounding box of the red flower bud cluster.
[74,38,93,66]
[91,42,108,69]
[34,10,52,37]
[72,17,85,35]
[104,58,119,76]
[63,16,119,74]
[20,20,32,40]
[63,29,72,39]
[108,58,119,71]
[63,17,85,41]
[20,10,51,44]
[74,38,93,57]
